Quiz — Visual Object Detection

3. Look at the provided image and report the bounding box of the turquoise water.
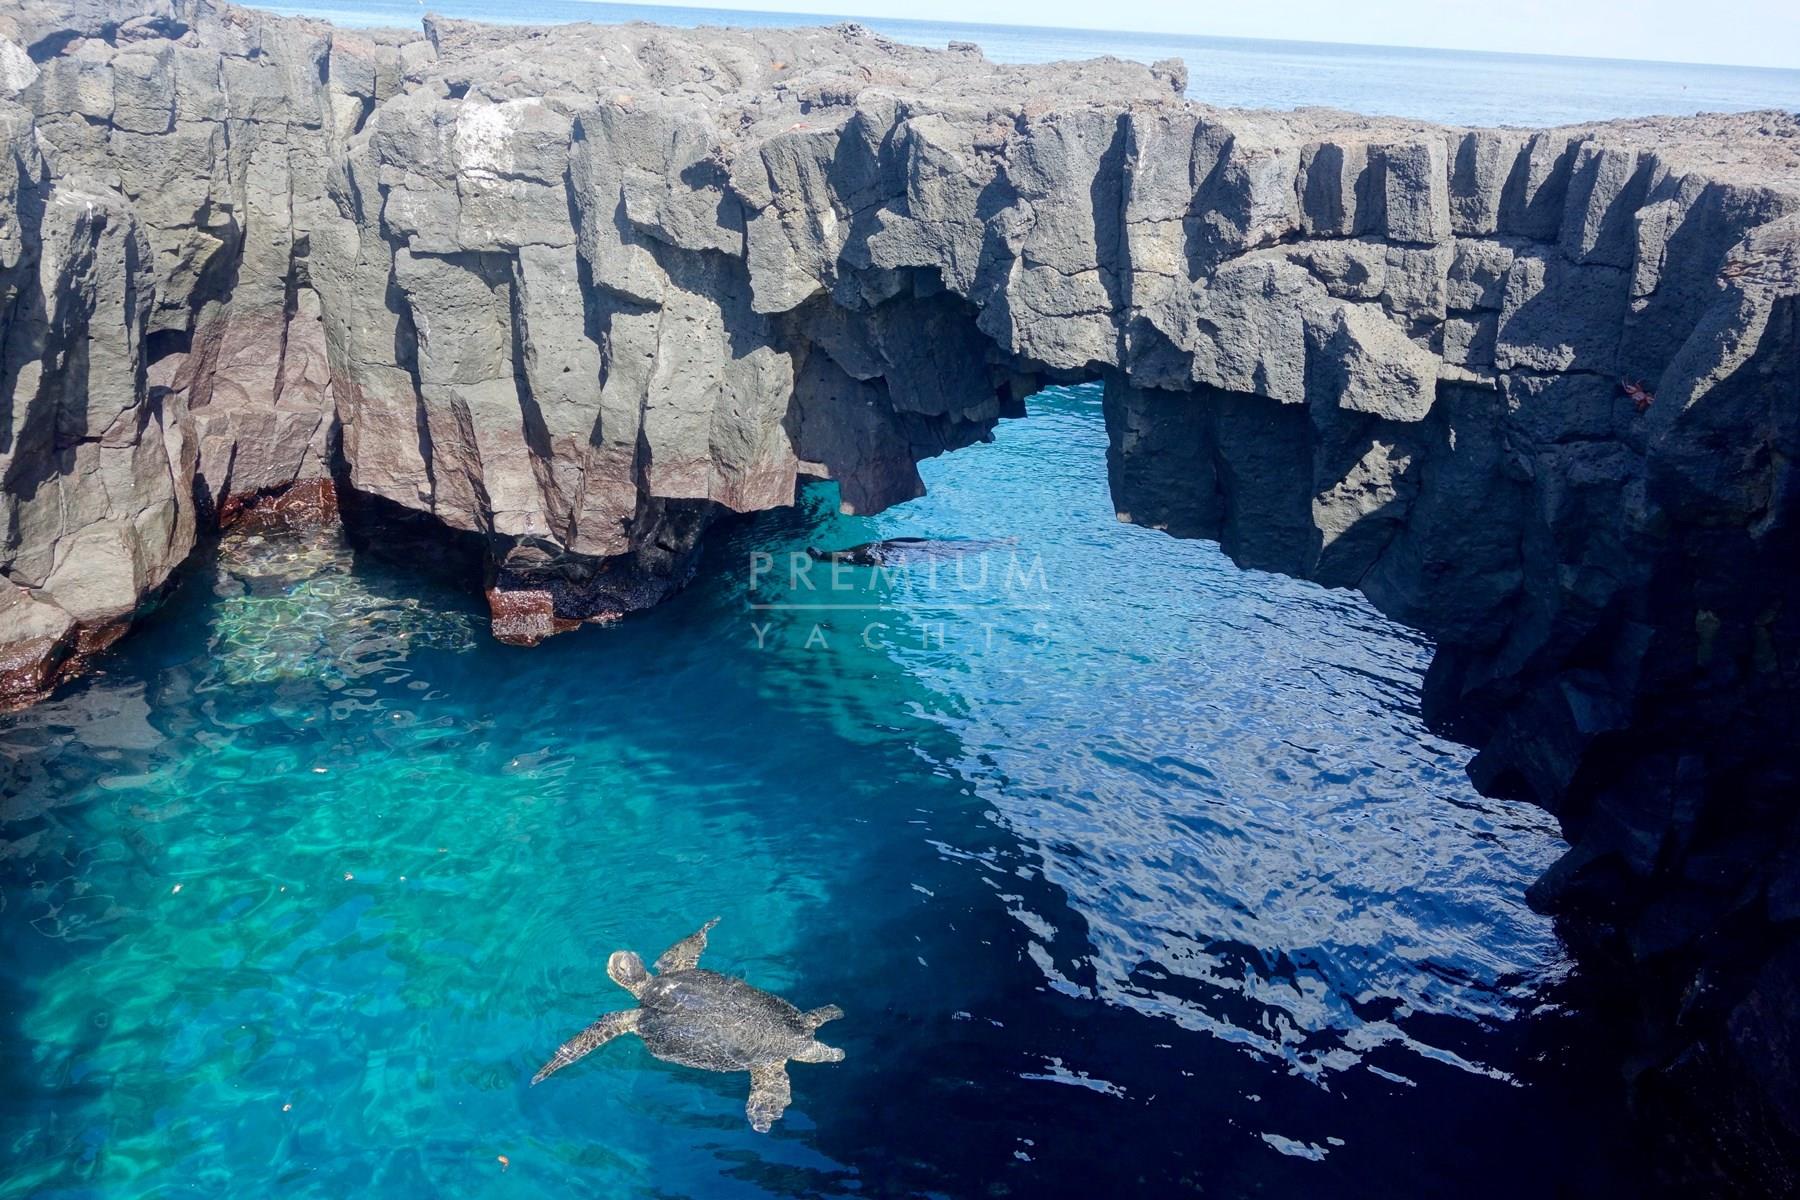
[1,387,1650,1196]
[257,0,1800,126]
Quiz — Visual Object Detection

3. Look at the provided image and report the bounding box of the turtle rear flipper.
[532,1008,639,1085]
[792,1040,844,1064]
[801,1004,843,1030]
[654,917,720,973]
[746,1061,792,1132]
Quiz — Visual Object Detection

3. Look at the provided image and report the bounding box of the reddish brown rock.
[0,579,131,711]
[219,479,342,534]
[486,585,569,646]
[0,630,76,711]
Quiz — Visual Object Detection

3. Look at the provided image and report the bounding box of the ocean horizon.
[255,0,1800,125]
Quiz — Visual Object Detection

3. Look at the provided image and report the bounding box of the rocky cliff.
[2,0,1798,1185]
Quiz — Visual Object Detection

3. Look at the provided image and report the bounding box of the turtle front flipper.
[745,1060,792,1132]
[653,917,720,973]
[532,1008,640,1085]
[801,1004,843,1030]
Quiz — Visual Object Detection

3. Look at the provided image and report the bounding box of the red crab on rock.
[1620,378,1655,413]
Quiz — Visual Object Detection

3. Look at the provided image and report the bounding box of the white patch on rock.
[0,39,37,97]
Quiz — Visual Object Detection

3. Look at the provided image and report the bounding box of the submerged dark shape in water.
[532,920,846,1132]
[806,537,1018,566]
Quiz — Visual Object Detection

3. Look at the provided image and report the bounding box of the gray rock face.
[3,0,1800,1178]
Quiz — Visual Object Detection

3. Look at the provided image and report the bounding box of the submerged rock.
[206,522,477,688]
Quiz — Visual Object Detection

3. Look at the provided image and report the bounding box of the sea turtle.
[531,919,845,1132]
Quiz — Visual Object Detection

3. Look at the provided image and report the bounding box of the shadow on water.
[0,385,1656,1197]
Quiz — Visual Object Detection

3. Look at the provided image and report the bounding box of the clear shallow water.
[1,386,1651,1197]
[255,0,1800,126]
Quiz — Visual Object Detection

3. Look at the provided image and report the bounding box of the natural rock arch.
[2,0,1798,1177]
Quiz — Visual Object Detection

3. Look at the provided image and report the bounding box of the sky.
[600,0,1800,70]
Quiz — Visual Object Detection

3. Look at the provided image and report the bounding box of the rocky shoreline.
[2,0,1798,1187]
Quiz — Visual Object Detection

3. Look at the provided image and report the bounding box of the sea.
[4,6,1796,1199]
[262,0,1800,126]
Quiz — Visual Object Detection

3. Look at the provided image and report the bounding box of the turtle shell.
[636,969,812,1072]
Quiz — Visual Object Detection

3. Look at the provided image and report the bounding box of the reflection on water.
[1,385,1647,1197]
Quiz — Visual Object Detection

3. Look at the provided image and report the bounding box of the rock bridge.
[2,0,1799,1180]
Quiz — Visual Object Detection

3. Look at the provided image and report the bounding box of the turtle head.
[607,949,650,996]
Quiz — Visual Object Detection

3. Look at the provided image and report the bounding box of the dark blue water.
[1,387,1652,1197]
[257,0,1800,125]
